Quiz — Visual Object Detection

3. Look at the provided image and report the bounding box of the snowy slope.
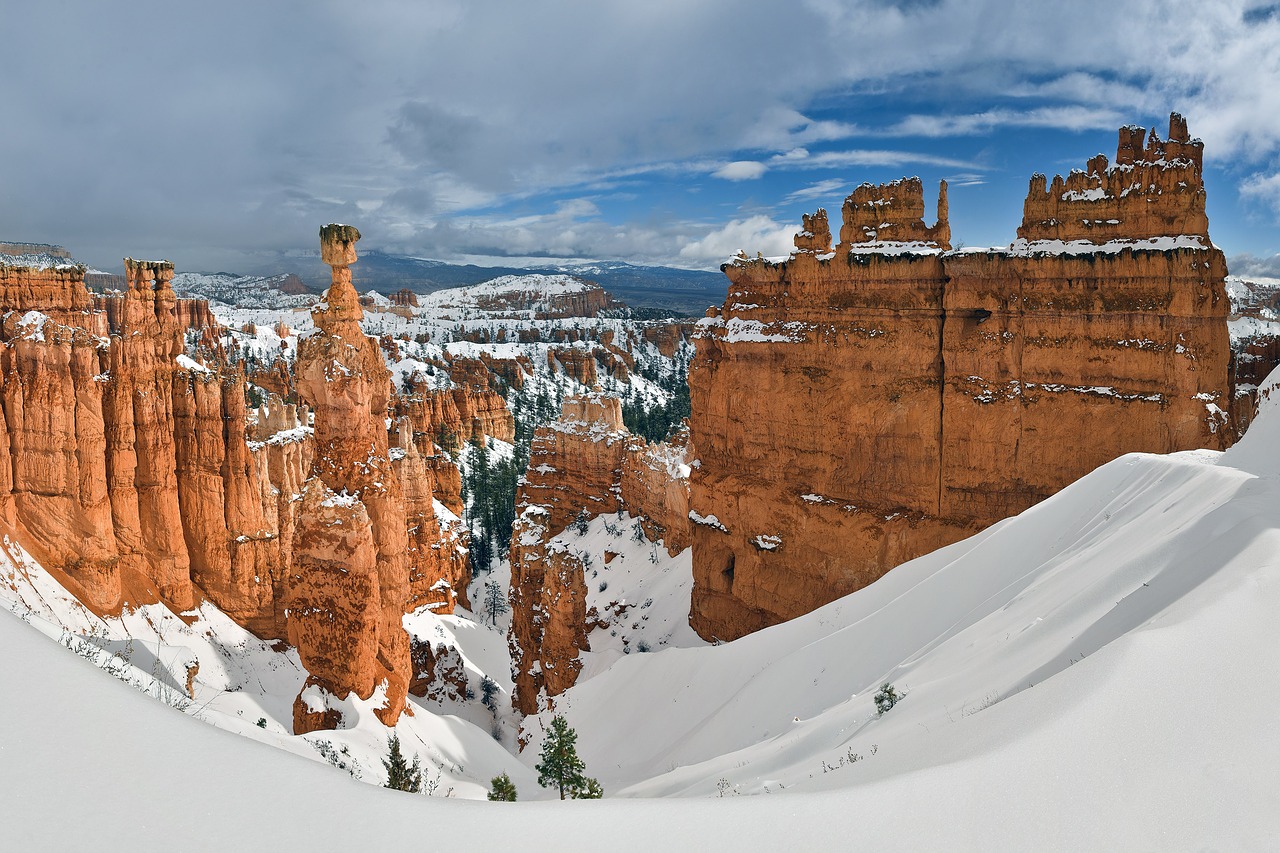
[1,373,1279,847]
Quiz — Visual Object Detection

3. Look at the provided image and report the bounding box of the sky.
[4,0,1280,276]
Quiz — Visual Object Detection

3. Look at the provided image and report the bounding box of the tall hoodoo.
[105,258,193,609]
[688,114,1231,641]
[287,224,415,732]
[1018,112,1207,244]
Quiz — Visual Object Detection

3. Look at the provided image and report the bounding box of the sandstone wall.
[687,115,1234,641]
[507,393,691,715]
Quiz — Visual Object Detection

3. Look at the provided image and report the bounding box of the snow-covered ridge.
[1003,235,1212,256]
[172,272,314,309]
[414,273,603,319]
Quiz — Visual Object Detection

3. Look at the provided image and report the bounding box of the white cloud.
[768,148,979,171]
[1240,171,1280,215]
[784,179,849,204]
[677,215,797,265]
[5,0,1280,267]
[879,106,1127,138]
[713,161,768,181]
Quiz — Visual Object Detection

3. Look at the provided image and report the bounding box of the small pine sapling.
[488,772,518,801]
[383,734,424,792]
[874,682,900,716]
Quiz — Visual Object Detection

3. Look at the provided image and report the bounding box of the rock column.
[287,225,413,732]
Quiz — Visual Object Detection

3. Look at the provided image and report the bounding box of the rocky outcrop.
[1,307,119,610]
[548,347,598,386]
[508,393,691,714]
[1019,114,1207,244]
[391,417,470,613]
[620,425,692,556]
[390,289,419,308]
[94,293,218,335]
[103,260,193,609]
[0,230,467,731]
[639,321,695,358]
[837,177,950,251]
[687,114,1233,641]
[287,225,416,732]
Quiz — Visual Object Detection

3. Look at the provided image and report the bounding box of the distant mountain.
[171,272,316,309]
[281,252,725,316]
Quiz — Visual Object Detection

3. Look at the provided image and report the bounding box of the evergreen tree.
[483,580,509,626]
[480,675,499,711]
[382,734,423,792]
[874,682,900,716]
[488,772,518,801]
[573,777,604,799]
[535,714,602,800]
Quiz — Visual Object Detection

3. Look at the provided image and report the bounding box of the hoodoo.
[687,113,1232,641]
[287,225,416,732]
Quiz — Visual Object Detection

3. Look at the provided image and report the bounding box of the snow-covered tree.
[483,580,509,626]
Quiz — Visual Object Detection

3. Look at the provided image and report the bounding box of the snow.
[1230,315,1280,345]
[1005,235,1212,256]
[1060,186,1109,202]
[844,240,944,255]
[176,353,212,373]
[3,367,1280,845]
[13,309,49,341]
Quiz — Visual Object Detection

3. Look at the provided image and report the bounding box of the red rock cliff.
[687,114,1232,641]
[508,393,691,715]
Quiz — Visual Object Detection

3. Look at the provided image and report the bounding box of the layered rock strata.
[508,393,691,715]
[286,225,417,732]
[688,114,1233,641]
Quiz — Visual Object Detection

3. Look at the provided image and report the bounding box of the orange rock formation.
[508,393,691,714]
[287,225,416,732]
[687,114,1233,641]
[0,226,468,733]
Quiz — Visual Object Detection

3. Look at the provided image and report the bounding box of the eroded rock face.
[1019,114,1207,244]
[287,224,415,731]
[687,114,1233,642]
[0,232,467,729]
[508,393,691,714]
[620,425,693,556]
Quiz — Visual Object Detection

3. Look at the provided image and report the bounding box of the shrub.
[874,682,900,716]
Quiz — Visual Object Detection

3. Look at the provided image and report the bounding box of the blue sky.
[3,1,1280,275]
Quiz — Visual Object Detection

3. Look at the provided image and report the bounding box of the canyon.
[687,114,1238,641]
[507,392,691,715]
[0,232,471,732]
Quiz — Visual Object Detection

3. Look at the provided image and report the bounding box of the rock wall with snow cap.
[687,113,1233,642]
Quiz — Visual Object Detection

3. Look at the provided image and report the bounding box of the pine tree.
[488,772,518,801]
[535,714,589,800]
[573,777,604,799]
[874,682,900,716]
[382,734,423,792]
[483,580,509,626]
[480,674,499,711]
